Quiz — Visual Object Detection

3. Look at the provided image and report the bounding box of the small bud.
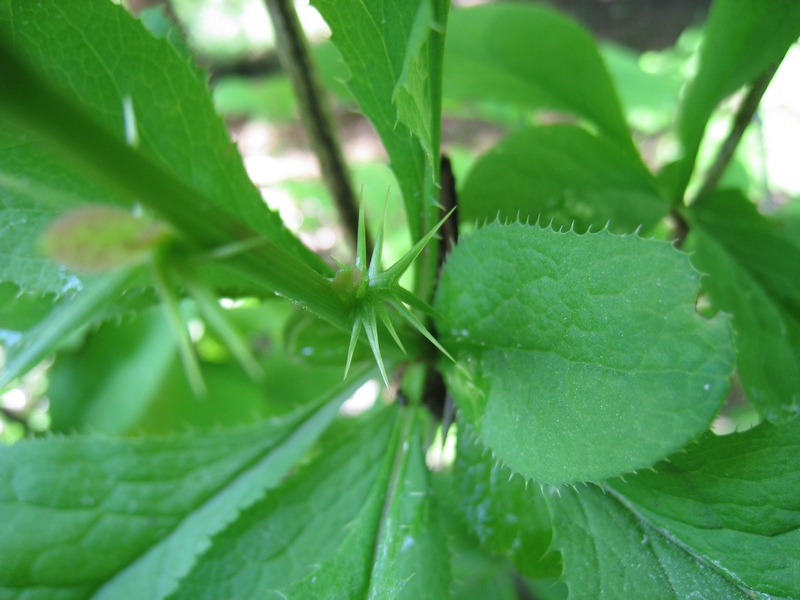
[41,205,171,273]
[331,265,363,298]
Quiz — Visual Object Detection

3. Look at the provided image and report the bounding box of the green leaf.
[608,419,800,598]
[0,269,137,391]
[0,0,323,281]
[460,124,667,234]
[0,119,113,295]
[129,301,347,434]
[310,0,448,246]
[166,405,398,600]
[131,358,342,435]
[599,43,682,135]
[0,283,56,334]
[545,486,748,599]
[390,0,443,161]
[770,199,800,249]
[432,482,552,600]
[671,0,800,196]
[434,221,734,485]
[685,190,800,420]
[444,4,634,154]
[1,1,353,333]
[450,421,560,579]
[0,368,374,600]
[363,410,451,600]
[170,406,451,599]
[47,305,176,434]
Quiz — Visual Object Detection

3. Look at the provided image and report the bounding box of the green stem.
[0,37,352,330]
[415,1,450,304]
[264,0,366,254]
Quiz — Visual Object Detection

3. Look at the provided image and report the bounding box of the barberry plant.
[1,0,799,598]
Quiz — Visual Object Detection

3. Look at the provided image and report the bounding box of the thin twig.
[692,60,781,203]
[264,0,366,255]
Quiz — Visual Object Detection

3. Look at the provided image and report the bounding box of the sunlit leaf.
[0,369,374,600]
[435,221,734,484]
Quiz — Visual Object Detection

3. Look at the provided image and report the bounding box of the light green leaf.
[608,419,800,598]
[0,269,137,391]
[47,305,176,435]
[599,43,682,135]
[460,124,667,234]
[0,121,114,295]
[0,0,318,278]
[392,0,439,159]
[685,190,800,420]
[167,405,398,600]
[0,282,57,335]
[365,410,451,600]
[311,0,448,245]
[545,486,748,599]
[170,406,451,599]
[770,199,800,249]
[0,368,374,600]
[444,4,634,154]
[672,0,800,196]
[434,221,734,484]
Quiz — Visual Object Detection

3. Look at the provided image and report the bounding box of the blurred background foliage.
[2,0,797,446]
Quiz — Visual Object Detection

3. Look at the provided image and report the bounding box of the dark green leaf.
[444,4,634,153]
[609,420,800,598]
[460,124,667,234]
[170,406,451,599]
[0,369,374,600]
[545,485,748,599]
[672,0,800,196]
[434,221,734,484]
[434,491,548,600]
[685,190,800,420]
[451,421,560,579]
